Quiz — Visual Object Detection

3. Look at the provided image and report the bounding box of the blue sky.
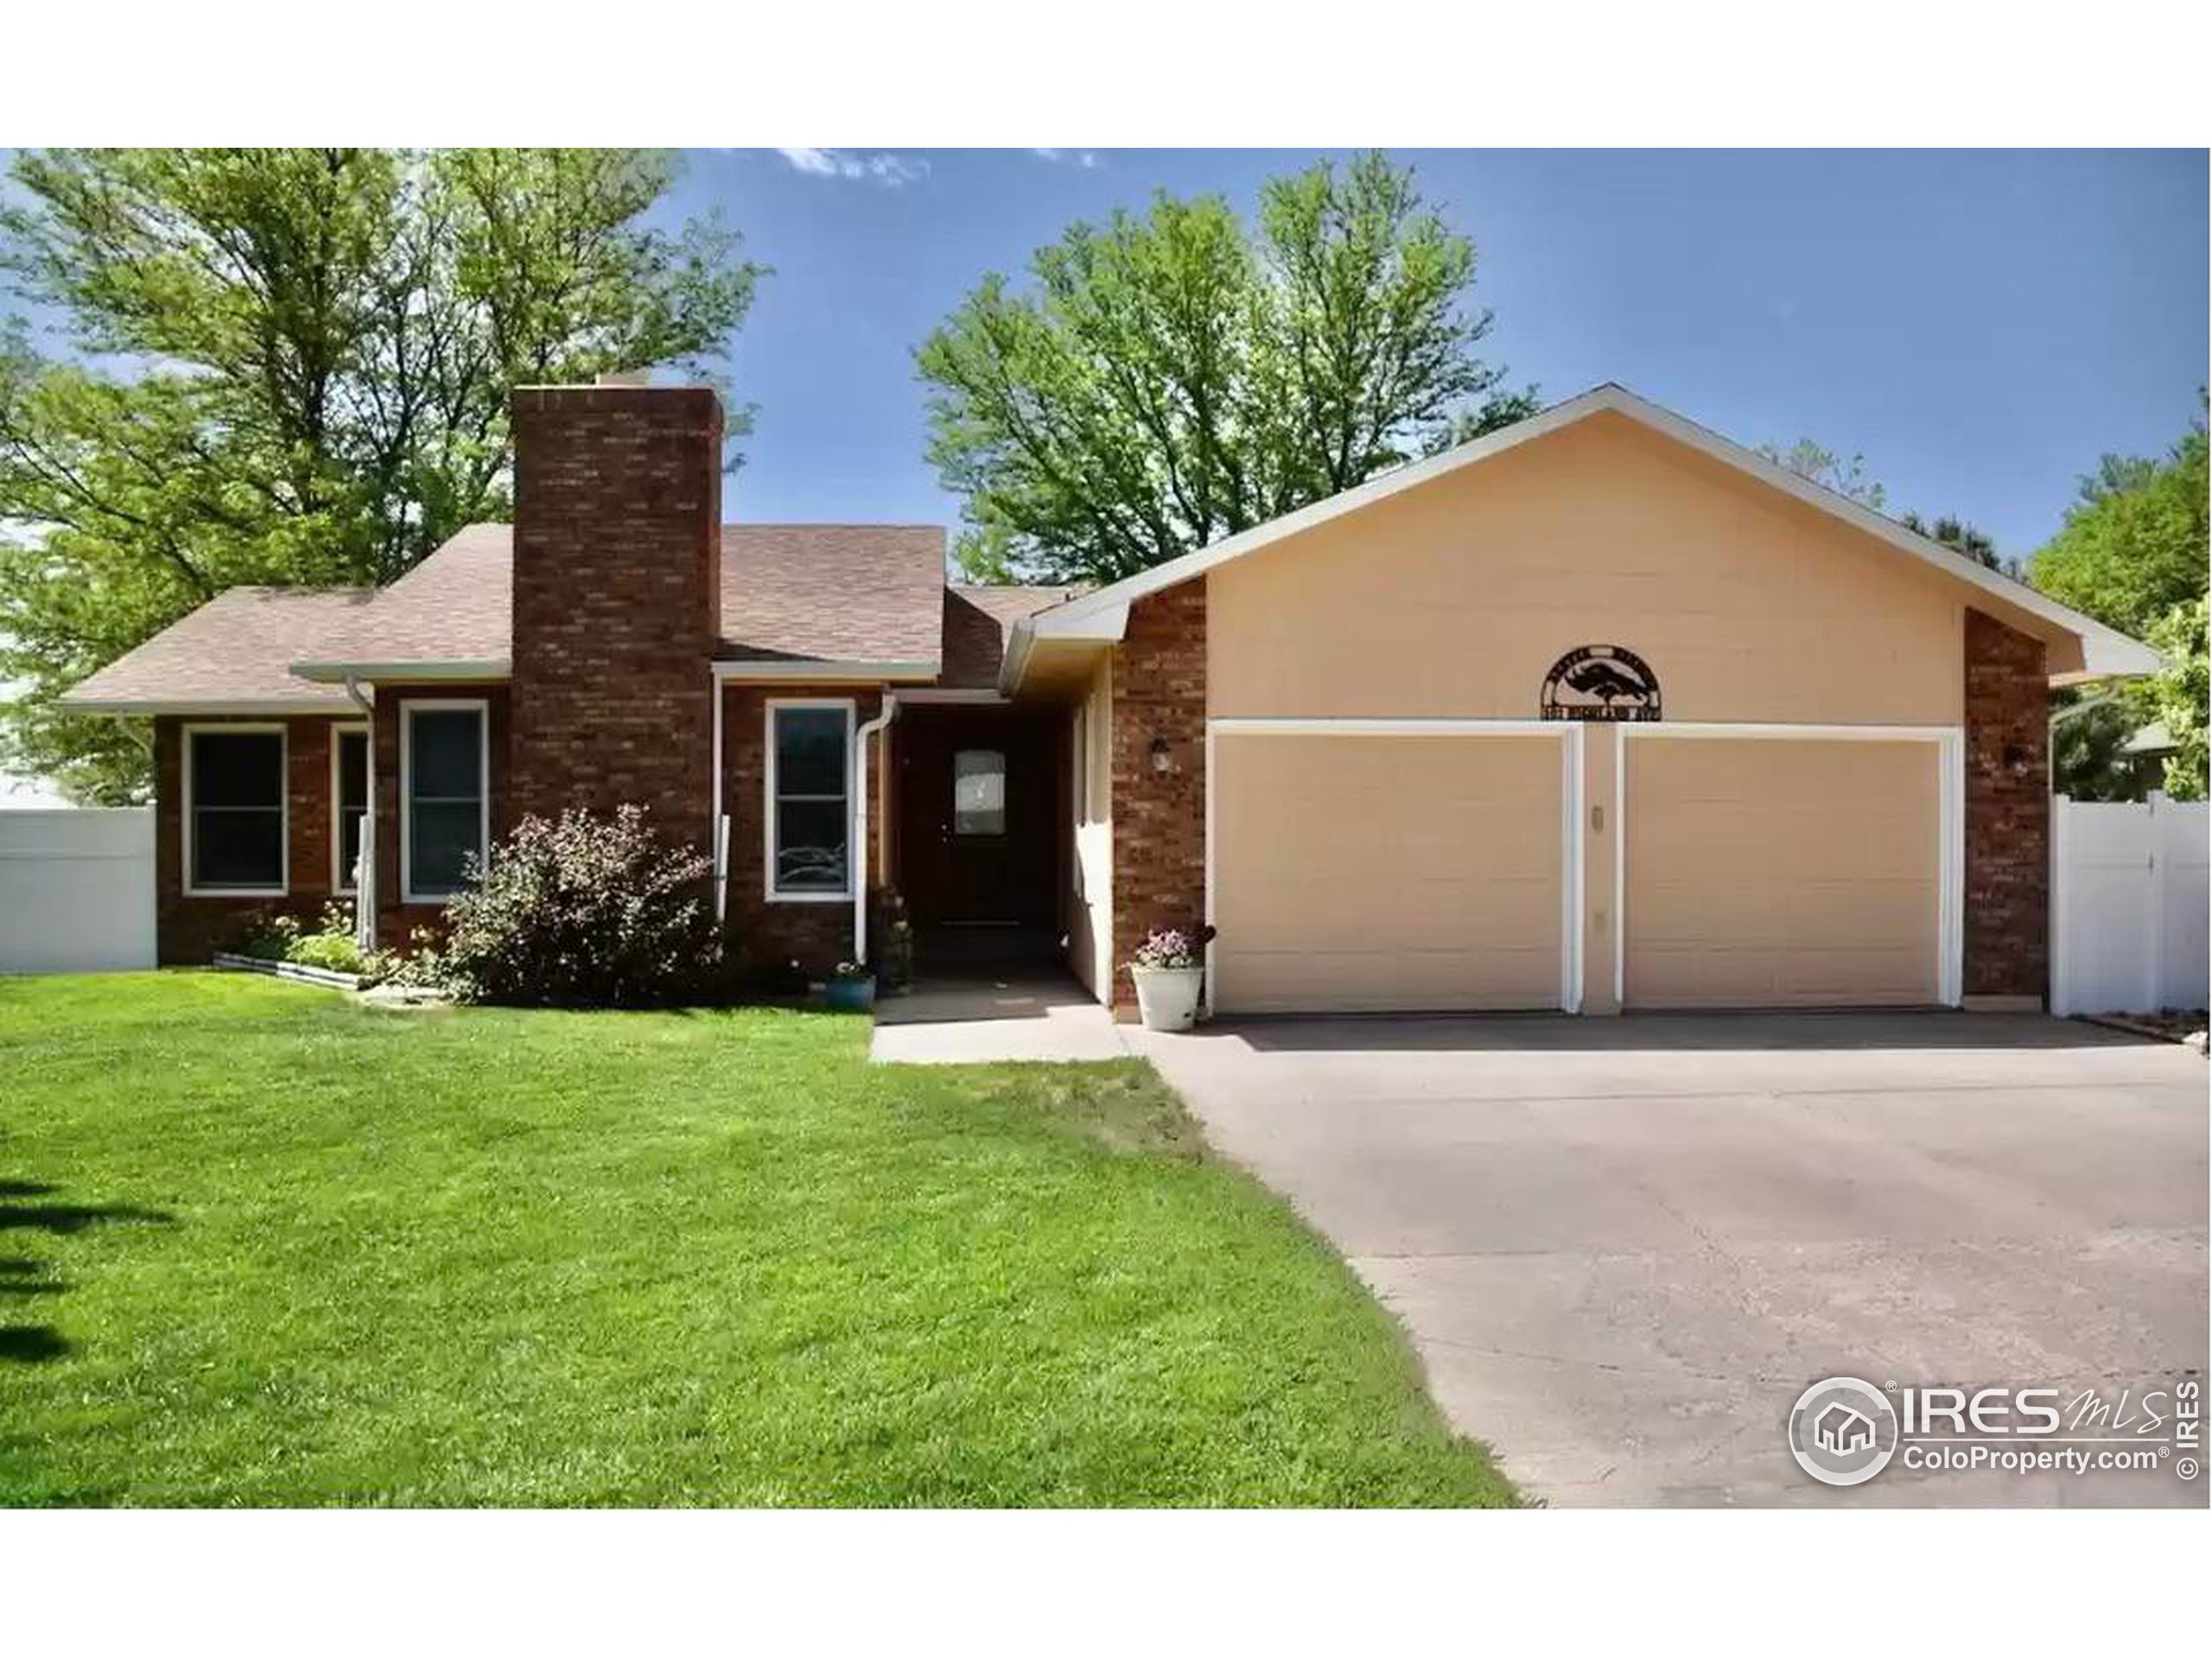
[688,148,2207,559]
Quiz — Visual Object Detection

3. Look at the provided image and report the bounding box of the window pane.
[954,748,1006,836]
[410,801,481,896]
[410,709,482,800]
[775,798,849,893]
[192,731,283,809]
[339,729,369,811]
[774,707,848,798]
[194,809,283,889]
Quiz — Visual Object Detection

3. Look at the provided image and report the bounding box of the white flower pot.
[1131,964,1204,1032]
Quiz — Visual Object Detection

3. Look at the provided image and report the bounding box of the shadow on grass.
[0,1325,69,1363]
[0,1184,172,1365]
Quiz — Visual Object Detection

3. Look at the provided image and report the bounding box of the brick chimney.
[507,383,722,852]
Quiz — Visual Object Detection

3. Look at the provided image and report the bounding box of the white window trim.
[1613,721,1965,1010]
[181,722,289,899]
[399,699,491,906]
[329,721,372,895]
[765,697,857,904]
[1204,718,1585,1015]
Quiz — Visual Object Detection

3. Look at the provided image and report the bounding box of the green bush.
[431,805,721,1007]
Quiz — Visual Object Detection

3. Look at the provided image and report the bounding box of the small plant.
[430,805,720,1007]
[1128,925,1208,971]
[828,960,874,982]
[237,909,302,960]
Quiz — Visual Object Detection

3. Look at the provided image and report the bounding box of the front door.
[897,709,1058,930]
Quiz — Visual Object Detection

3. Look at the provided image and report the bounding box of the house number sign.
[1540,645,1662,722]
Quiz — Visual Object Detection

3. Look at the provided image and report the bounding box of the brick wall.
[372,683,512,949]
[721,683,887,977]
[1109,582,1208,1008]
[1963,607,2050,1002]
[154,715,350,963]
[508,385,721,856]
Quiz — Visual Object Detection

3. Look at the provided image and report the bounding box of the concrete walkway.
[1128,1010,2209,1508]
[869,972,1130,1064]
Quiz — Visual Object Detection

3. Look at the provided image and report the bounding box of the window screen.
[189,729,285,891]
[406,706,485,899]
[772,705,851,895]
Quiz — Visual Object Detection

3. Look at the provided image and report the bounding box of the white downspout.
[709,669,727,926]
[343,676,376,951]
[853,692,899,963]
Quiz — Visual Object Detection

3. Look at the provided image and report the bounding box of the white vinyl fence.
[2050,793,2209,1016]
[0,808,156,975]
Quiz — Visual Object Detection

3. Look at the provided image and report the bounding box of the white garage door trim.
[1205,718,1586,1014]
[1613,722,1965,1010]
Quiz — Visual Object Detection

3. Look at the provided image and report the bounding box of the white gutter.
[852,692,899,963]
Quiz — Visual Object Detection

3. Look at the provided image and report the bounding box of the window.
[767,702,852,900]
[953,748,1006,837]
[403,702,487,902]
[333,727,370,893]
[186,727,286,894]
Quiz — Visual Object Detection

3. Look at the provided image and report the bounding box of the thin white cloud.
[774,148,929,187]
[1031,148,1102,169]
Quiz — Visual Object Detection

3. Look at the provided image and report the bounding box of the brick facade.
[1108,582,1209,1008]
[153,715,350,963]
[721,683,887,976]
[508,385,721,855]
[1963,607,2050,1002]
[372,683,512,949]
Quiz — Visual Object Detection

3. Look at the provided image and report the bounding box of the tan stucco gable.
[1003,384,2156,694]
[1208,410,1967,725]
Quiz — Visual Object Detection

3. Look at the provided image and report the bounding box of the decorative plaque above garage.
[1540,645,1662,721]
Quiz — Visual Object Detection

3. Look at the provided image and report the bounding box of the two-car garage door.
[1208,723,1952,1015]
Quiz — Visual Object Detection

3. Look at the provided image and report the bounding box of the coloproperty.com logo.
[1787,1372,2202,1487]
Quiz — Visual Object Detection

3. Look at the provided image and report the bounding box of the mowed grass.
[0,973,1513,1507]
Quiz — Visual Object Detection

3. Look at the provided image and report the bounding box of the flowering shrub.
[431,805,721,1007]
[1129,926,1206,971]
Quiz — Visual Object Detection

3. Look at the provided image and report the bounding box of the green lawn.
[0,973,1512,1506]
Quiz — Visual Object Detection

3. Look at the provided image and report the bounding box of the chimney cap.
[594,370,652,389]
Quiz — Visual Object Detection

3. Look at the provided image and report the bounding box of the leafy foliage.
[2140,595,2208,799]
[2050,691,2142,803]
[2028,408,2209,800]
[921,152,1525,584]
[2028,416,2208,640]
[0,149,761,803]
[429,805,720,1007]
[1758,437,1888,510]
[1899,510,2006,573]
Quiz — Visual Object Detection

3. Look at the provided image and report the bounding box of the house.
[61,380,2159,1015]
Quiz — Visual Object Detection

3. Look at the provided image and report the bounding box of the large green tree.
[2029,409,2209,800]
[918,152,1531,585]
[1,148,760,803]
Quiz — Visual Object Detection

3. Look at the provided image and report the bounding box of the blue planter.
[824,976,877,1013]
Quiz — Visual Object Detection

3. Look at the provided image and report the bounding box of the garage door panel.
[1225,944,1560,1014]
[1213,733,1564,1014]
[1625,738,1941,1009]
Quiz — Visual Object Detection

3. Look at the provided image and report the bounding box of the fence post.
[2049,794,2071,1016]
[2145,791,2166,1014]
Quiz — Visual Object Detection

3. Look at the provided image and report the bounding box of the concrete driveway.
[1131,1012,2209,1507]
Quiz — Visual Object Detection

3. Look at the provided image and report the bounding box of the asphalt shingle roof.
[61,588,372,711]
[63,523,1075,709]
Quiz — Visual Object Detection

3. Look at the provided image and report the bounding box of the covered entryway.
[893,701,1065,970]
[1619,727,1959,1009]
[1208,721,1581,1014]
